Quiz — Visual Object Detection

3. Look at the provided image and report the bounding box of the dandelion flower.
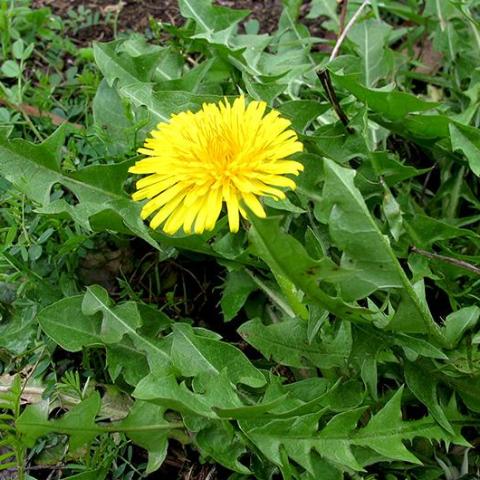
[129,95,304,235]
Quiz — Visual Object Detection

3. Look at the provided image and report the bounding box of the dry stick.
[0,98,83,129]
[0,385,43,395]
[338,0,349,35]
[19,347,46,405]
[329,0,371,62]
[318,0,371,130]
[317,69,352,131]
[411,246,480,276]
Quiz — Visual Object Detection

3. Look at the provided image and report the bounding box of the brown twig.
[27,464,65,471]
[338,0,349,35]
[317,0,371,131]
[317,69,353,131]
[329,0,370,61]
[411,246,480,276]
[0,98,83,130]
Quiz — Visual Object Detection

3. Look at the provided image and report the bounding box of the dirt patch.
[32,0,285,41]
[32,0,180,42]
[31,0,334,49]
[217,0,283,34]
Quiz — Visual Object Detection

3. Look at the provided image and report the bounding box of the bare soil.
[32,0,286,41]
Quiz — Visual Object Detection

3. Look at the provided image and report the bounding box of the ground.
[32,0,287,41]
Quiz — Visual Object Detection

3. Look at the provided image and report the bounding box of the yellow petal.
[242,192,266,218]
[259,160,304,175]
[256,174,297,189]
[163,205,189,235]
[132,177,178,201]
[194,204,209,234]
[149,194,186,230]
[182,198,203,233]
[136,173,165,189]
[225,186,240,233]
[141,183,187,219]
[184,183,212,207]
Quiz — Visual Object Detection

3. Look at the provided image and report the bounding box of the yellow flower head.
[129,95,304,235]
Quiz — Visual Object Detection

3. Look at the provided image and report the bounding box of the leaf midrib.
[175,328,220,374]
[0,143,129,205]
[95,43,141,87]
[182,0,212,32]
[125,42,173,81]
[249,419,446,442]
[88,288,170,362]
[16,421,180,434]
[249,216,367,321]
[120,84,169,121]
[244,327,347,358]
[327,161,439,333]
